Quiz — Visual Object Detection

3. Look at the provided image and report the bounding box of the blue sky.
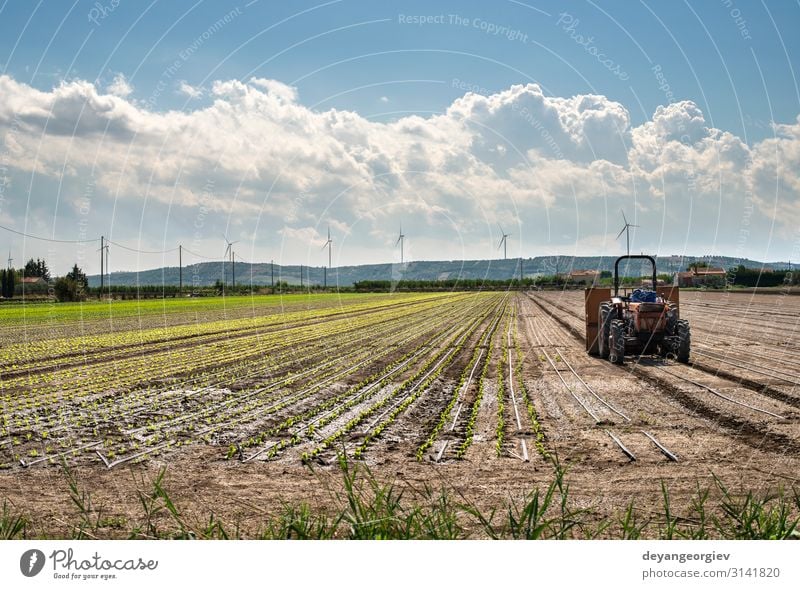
[3,0,797,136]
[1,0,799,273]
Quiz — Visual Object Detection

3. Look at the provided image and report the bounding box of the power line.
[105,239,179,255]
[0,223,100,244]
[182,247,222,261]
[1,224,273,269]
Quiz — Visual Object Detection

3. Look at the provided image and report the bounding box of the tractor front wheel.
[609,319,625,365]
[598,302,612,359]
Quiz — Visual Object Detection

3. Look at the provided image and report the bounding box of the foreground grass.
[2,457,799,540]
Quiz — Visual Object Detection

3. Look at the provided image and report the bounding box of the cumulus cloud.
[0,74,797,263]
[177,81,203,99]
[446,83,631,165]
[748,115,800,234]
[247,77,298,102]
[106,73,133,98]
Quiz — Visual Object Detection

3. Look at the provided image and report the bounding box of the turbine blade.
[498,222,505,235]
[395,236,401,246]
[621,210,628,225]
[616,225,627,240]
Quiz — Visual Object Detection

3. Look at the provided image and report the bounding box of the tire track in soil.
[519,297,640,464]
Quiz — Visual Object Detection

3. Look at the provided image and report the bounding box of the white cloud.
[0,74,797,263]
[106,73,133,98]
[177,81,203,99]
[246,77,298,102]
[380,96,389,103]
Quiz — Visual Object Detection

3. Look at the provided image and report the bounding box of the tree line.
[2,258,798,301]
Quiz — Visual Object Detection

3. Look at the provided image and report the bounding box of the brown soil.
[1,291,798,538]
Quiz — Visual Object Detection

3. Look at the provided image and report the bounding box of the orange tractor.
[585,255,689,365]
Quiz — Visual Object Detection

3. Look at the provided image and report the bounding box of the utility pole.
[178,245,182,294]
[231,248,235,289]
[100,236,104,296]
[105,243,109,296]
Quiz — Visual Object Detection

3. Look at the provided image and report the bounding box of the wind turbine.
[616,211,639,256]
[322,226,333,289]
[322,226,333,269]
[6,251,12,269]
[497,224,510,260]
[222,235,239,288]
[396,223,405,264]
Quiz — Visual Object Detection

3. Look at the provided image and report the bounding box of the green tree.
[54,277,87,302]
[66,264,87,288]
[1,268,15,298]
[23,258,50,280]
[54,264,88,302]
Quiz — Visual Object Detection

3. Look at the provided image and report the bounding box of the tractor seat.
[629,289,658,303]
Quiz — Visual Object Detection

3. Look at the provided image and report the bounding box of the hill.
[87,255,790,288]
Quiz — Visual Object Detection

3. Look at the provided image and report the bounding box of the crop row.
[512,300,549,458]
[0,294,389,353]
[495,330,508,457]
[0,293,450,369]
[127,295,487,446]
[2,295,480,467]
[351,302,498,459]
[301,297,501,463]
[414,299,507,461]
[2,294,461,411]
[455,298,508,459]
[237,295,491,461]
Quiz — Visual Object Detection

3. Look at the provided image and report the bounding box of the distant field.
[1,290,798,538]
[0,293,373,328]
[0,293,397,349]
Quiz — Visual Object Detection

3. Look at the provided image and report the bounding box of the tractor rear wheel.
[665,303,678,335]
[598,302,612,359]
[676,319,690,363]
[609,319,625,365]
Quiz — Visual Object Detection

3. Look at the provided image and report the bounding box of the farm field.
[1,290,798,538]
